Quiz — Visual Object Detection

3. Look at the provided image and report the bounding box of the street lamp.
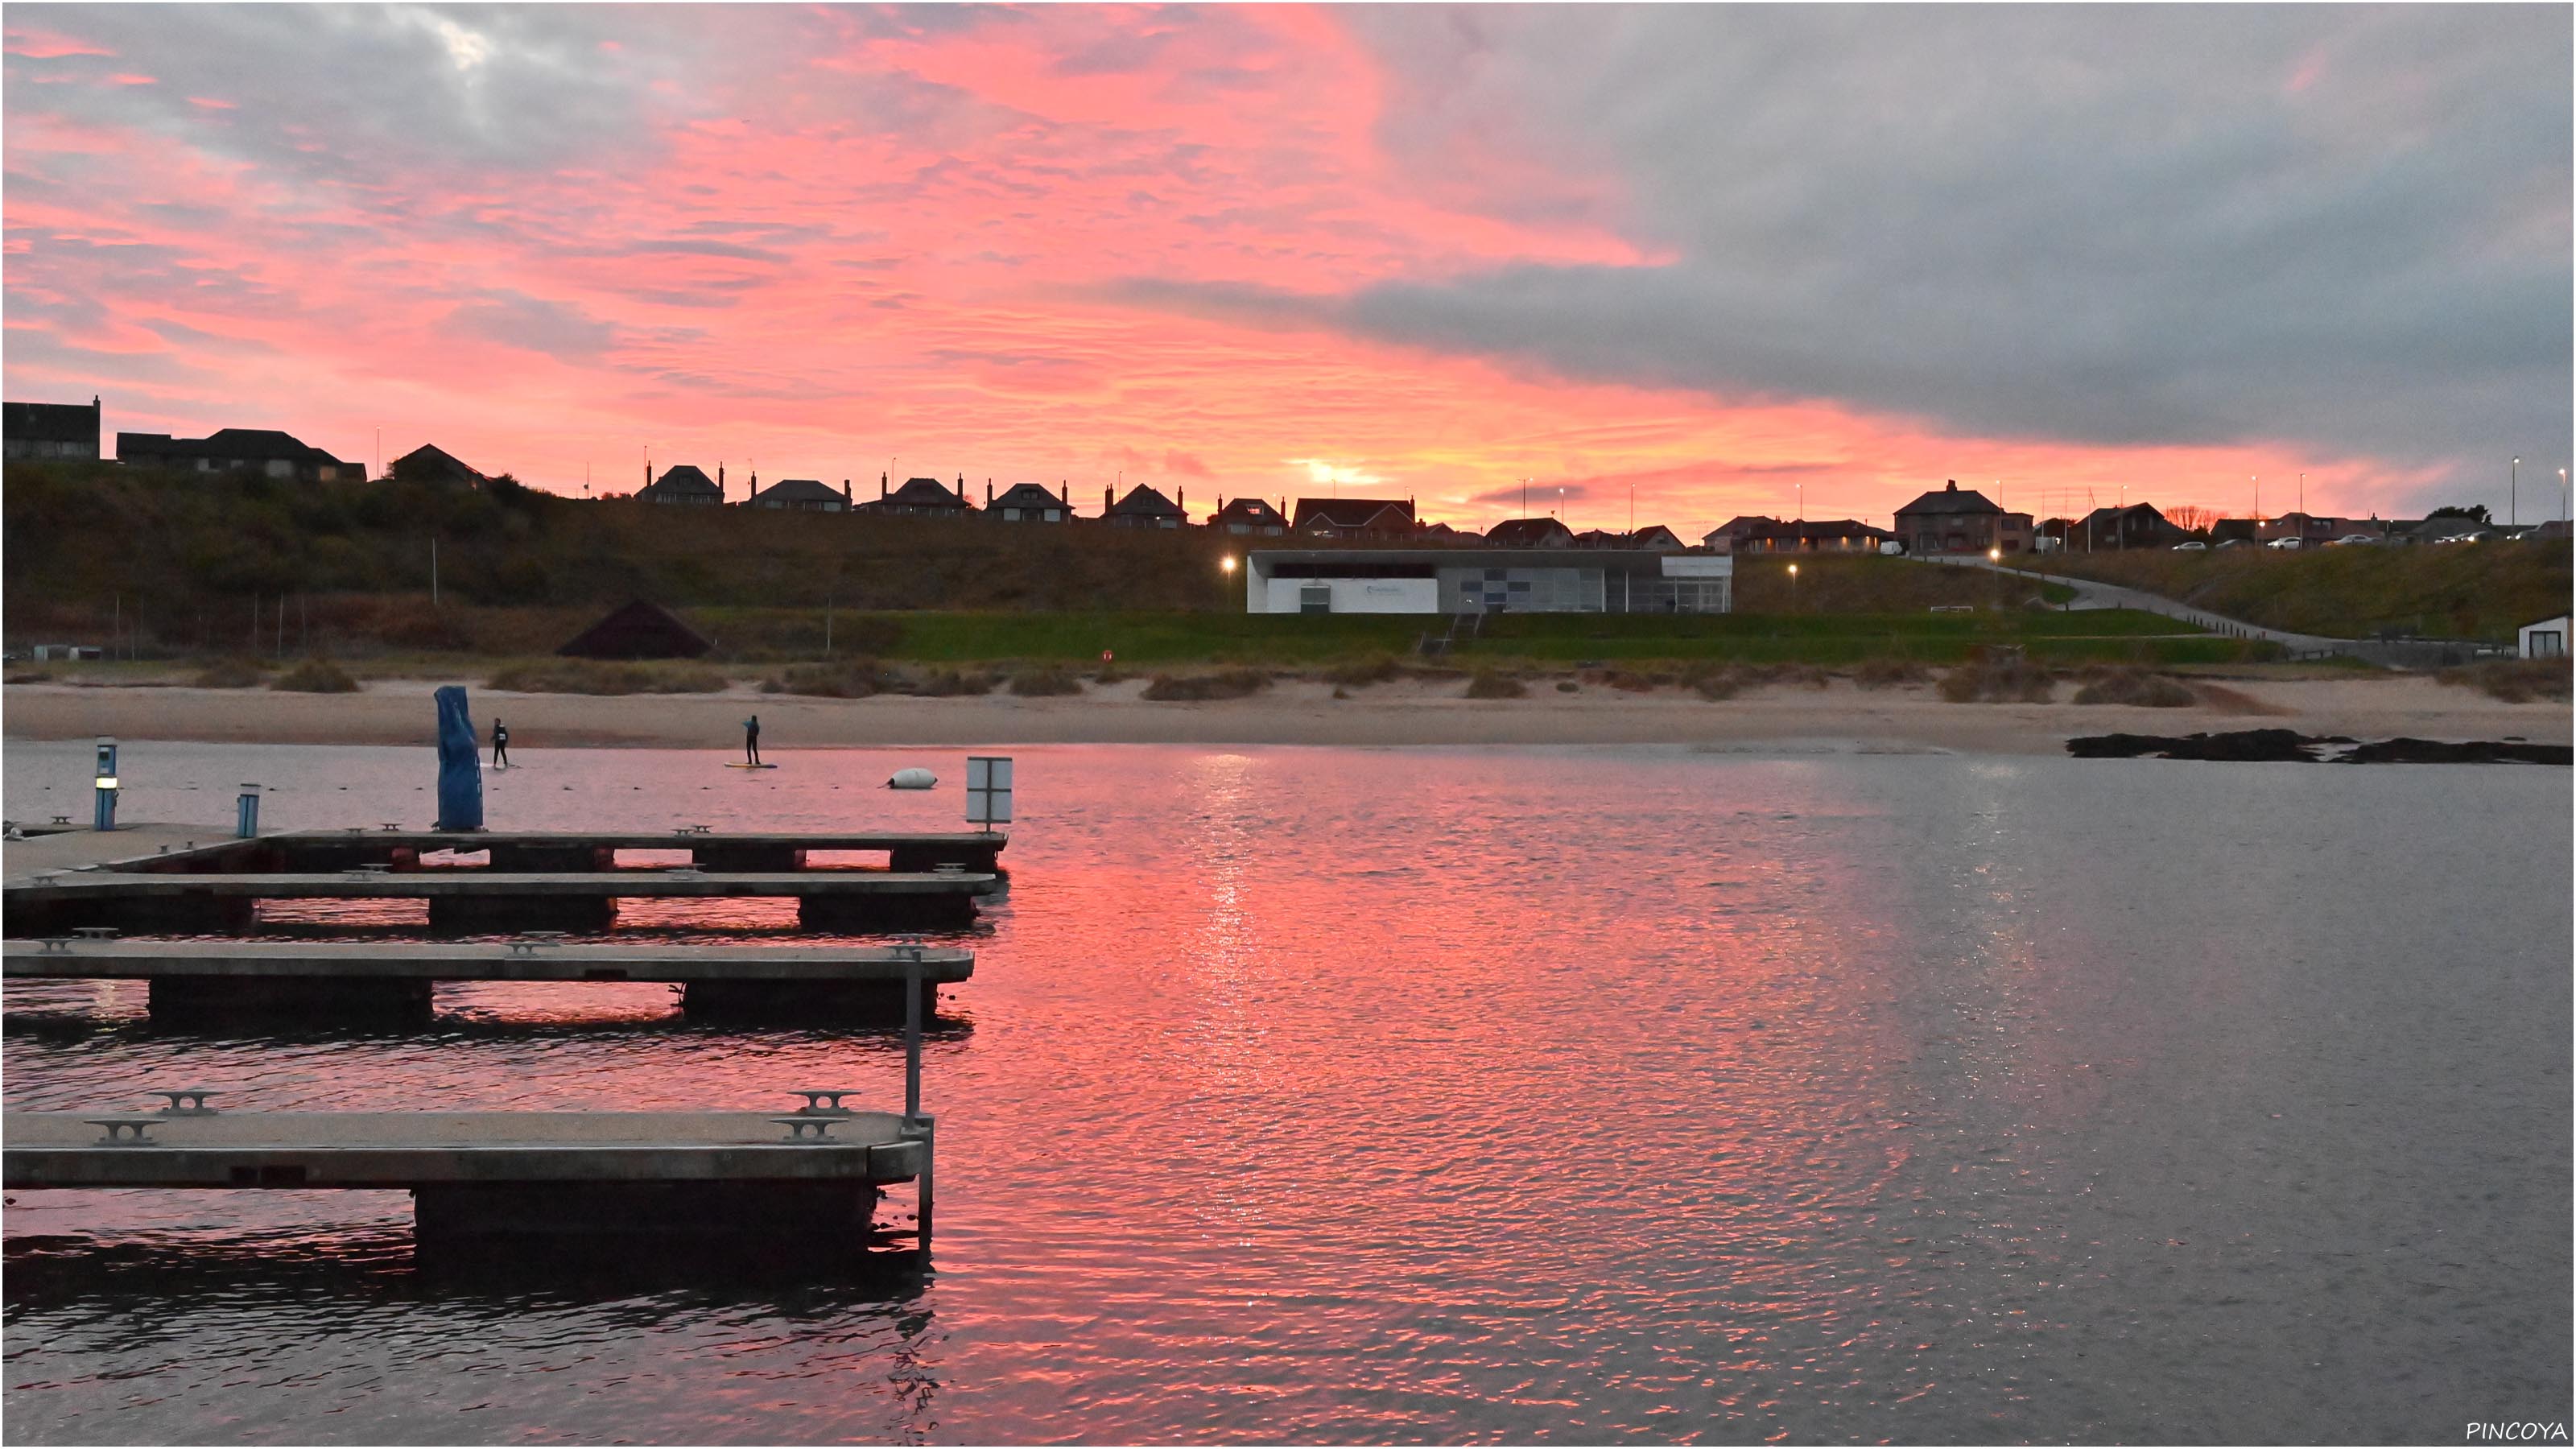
[1988,546,2002,564]
[1786,561,1798,612]
[2512,456,2519,528]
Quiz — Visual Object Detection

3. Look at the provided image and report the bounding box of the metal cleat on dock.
[88,1117,160,1144]
[505,932,568,956]
[790,1089,860,1115]
[151,1089,221,1116]
[35,937,74,954]
[774,1116,843,1141]
[73,927,118,941]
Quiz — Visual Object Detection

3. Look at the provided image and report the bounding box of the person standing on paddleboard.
[490,719,510,769]
[743,713,762,766]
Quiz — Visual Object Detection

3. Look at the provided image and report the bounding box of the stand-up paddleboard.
[726,762,779,770]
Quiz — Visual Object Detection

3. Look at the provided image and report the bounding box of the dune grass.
[2021,542,2569,642]
[270,658,361,693]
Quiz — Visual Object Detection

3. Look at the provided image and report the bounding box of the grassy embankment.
[2021,543,2570,642]
[6,460,2268,683]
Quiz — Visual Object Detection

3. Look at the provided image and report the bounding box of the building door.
[1299,585,1332,615]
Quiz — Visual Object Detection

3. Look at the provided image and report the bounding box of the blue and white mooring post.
[92,737,119,832]
[236,783,262,839]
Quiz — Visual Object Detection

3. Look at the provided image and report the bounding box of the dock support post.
[903,958,934,1252]
[428,895,616,934]
[796,893,976,931]
[149,975,435,1022]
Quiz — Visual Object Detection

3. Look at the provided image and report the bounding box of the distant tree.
[2163,504,2217,531]
[2427,504,2493,522]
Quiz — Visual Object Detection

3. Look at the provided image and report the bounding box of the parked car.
[2266,536,2306,551]
[2172,540,2207,551]
[2327,534,2380,547]
[2215,538,2252,550]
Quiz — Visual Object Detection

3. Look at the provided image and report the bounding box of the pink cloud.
[0,5,2486,530]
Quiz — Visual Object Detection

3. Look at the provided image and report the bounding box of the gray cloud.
[2,5,679,181]
[442,289,615,361]
[1318,6,2572,498]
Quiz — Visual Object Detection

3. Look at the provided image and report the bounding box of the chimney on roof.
[1177,486,1184,513]
[1946,480,1958,492]
[842,479,852,502]
[881,472,888,500]
[985,481,993,506]
[1060,479,1071,510]
[1104,485,1114,514]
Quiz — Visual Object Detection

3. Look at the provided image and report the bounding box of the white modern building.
[1244,549,1732,614]
[2519,615,2568,658]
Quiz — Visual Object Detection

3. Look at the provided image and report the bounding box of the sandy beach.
[3,675,2562,755]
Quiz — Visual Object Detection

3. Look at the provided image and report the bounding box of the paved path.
[1934,557,2348,652]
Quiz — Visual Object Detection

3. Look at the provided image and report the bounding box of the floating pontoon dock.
[6,866,994,935]
[2,1104,935,1248]
[5,825,1004,935]
[4,938,974,1020]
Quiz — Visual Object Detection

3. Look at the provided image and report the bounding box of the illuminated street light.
[1988,547,2002,563]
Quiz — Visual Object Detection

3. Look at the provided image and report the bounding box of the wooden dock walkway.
[2,1106,933,1246]
[6,866,993,935]
[279,828,1007,874]
[3,939,974,1019]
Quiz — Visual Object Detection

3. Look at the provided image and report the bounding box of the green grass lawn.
[2021,543,2570,641]
[684,605,2260,668]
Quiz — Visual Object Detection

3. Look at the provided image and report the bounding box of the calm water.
[3,741,2568,1443]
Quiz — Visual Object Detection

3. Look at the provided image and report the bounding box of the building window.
[1299,585,1332,615]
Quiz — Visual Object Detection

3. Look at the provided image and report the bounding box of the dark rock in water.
[2068,729,2570,765]
[2339,737,2574,766]
[2067,729,2318,762]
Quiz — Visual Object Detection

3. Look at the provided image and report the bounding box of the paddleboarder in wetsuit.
[743,714,762,766]
[490,719,510,768]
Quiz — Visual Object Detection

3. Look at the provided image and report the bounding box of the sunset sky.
[5,4,2569,532]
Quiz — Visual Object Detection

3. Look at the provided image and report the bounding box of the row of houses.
[10,398,2560,552]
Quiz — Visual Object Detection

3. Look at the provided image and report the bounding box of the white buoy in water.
[886,768,938,790]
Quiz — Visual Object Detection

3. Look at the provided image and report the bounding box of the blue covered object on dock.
[434,685,483,831]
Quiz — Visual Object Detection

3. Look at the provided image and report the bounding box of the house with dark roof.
[1703,517,1893,554]
[1893,481,2032,555]
[1292,497,1416,539]
[1210,496,1289,536]
[1103,483,1187,529]
[1416,520,1483,543]
[635,464,724,505]
[1700,516,1775,553]
[1484,517,1577,548]
[118,427,361,482]
[987,481,1073,522]
[2069,502,2189,550]
[859,474,976,518]
[3,397,101,461]
[1575,526,1688,551]
[749,477,852,512]
[389,444,489,488]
